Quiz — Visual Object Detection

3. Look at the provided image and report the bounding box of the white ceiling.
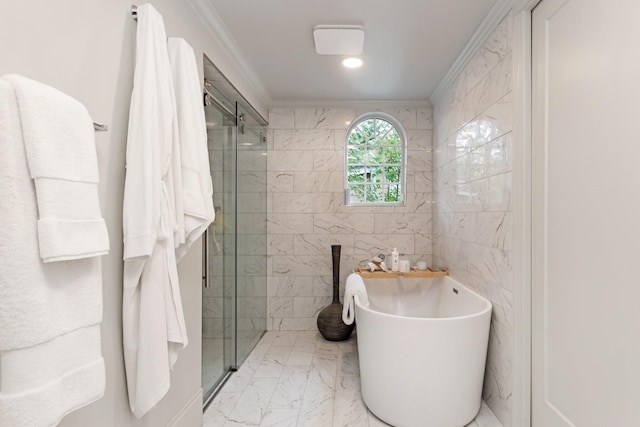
[206,0,498,104]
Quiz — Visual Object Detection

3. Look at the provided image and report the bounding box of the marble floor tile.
[204,330,503,427]
[268,365,310,409]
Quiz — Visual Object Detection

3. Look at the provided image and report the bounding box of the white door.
[532,0,640,426]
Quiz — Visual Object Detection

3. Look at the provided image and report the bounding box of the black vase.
[317,245,355,341]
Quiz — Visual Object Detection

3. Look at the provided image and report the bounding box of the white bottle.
[391,247,399,272]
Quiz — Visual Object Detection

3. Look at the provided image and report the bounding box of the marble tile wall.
[431,13,513,426]
[267,106,433,331]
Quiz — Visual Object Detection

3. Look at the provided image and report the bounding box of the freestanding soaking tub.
[354,274,492,427]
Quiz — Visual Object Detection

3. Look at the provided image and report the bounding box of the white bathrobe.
[122,4,187,418]
[168,37,215,262]
[0,75,109,427]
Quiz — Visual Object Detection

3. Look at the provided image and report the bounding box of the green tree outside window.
[345,113,406,205]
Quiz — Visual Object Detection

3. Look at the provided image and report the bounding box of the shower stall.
[201,57,267,406]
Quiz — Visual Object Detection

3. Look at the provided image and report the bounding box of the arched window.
[344,112,406,206]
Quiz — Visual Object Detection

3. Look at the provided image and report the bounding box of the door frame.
[511,0,541,426]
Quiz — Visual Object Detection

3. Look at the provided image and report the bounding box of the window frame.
[343,112,407,207]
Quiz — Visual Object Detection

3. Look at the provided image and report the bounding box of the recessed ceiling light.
[341,57,363,68]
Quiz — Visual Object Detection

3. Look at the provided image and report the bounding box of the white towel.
[2,74,109,262]
[122,3,188,419]
[167,37,215,262]
[342,273,369,325]
[0,78,106,427]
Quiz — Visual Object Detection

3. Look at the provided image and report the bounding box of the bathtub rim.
[354,276,492,321]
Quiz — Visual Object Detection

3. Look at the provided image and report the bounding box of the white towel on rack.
[168,37,215,263]
[0,78,106,427]
[122,3,188,419]
[2,74,109,262]
[342,273,369,325]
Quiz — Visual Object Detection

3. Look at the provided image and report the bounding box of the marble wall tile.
[268,108,295,129]
[313,150,344,172]
[451,212,477,242]
[488,172,512,212]
[272,255,332,276]
[407,130,432,150]
[267,234,294,256]
[274,130,335,151]
[354,234,415,256]
[313,213,374,234]
[466,243,510,289]
[417,108,433,130]
[270,318,318,331]
[268,213,314,234]
[374,213,431,234]
[465,14,512,94]
[312,276,334,297]
[267,172,294,193]
[482,320,512,426]
[293,171,343,193]
[268,276,314,297]
[491,281,512,328]
[293,296,332,318]
[268,150,314,171]
[334,129,347,151]
[272,193,334,213]
[397,192,432,213]
[293,234,355,255]
[294,108,355,130]
[414,233,433,257]
[476,211,512,250]
[477,93,513,145]
[407,150,432,172]
[386,108,418,130]
[476,53,513,118]
[268,297,294,318]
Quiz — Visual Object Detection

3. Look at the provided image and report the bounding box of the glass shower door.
[202,97,236,402]
[201,82,267,405]
[235,106,267,366]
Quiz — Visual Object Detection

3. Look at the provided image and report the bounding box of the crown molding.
[186,0,272,108]
[429,0,513,104]
[269,99,431,109]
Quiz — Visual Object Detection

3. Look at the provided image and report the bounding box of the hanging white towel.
[3,74,109,262]
[122,3,188,418]
[0,77,106,427]
[342,273,369,325]
[168,37,215,262]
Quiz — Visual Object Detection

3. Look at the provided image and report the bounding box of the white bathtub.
[355,275,492,427]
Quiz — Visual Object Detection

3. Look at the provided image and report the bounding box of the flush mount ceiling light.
[341,57,363,68]
[313,25,365,55]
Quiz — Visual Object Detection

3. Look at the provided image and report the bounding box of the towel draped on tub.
[0,75,109,427]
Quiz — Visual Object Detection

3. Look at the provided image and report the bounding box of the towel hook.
[93,122,108,132]
[131,5,138,21]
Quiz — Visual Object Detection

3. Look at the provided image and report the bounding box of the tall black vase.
[317,245,355,341]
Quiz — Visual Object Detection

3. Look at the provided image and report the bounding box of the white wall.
[266,107,433,330]
[0,1,263,425]
[431,13,513,426]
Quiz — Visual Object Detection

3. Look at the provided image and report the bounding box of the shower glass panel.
[202,81,267,405]
[203,89,236,402]
[235,105,267,366]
